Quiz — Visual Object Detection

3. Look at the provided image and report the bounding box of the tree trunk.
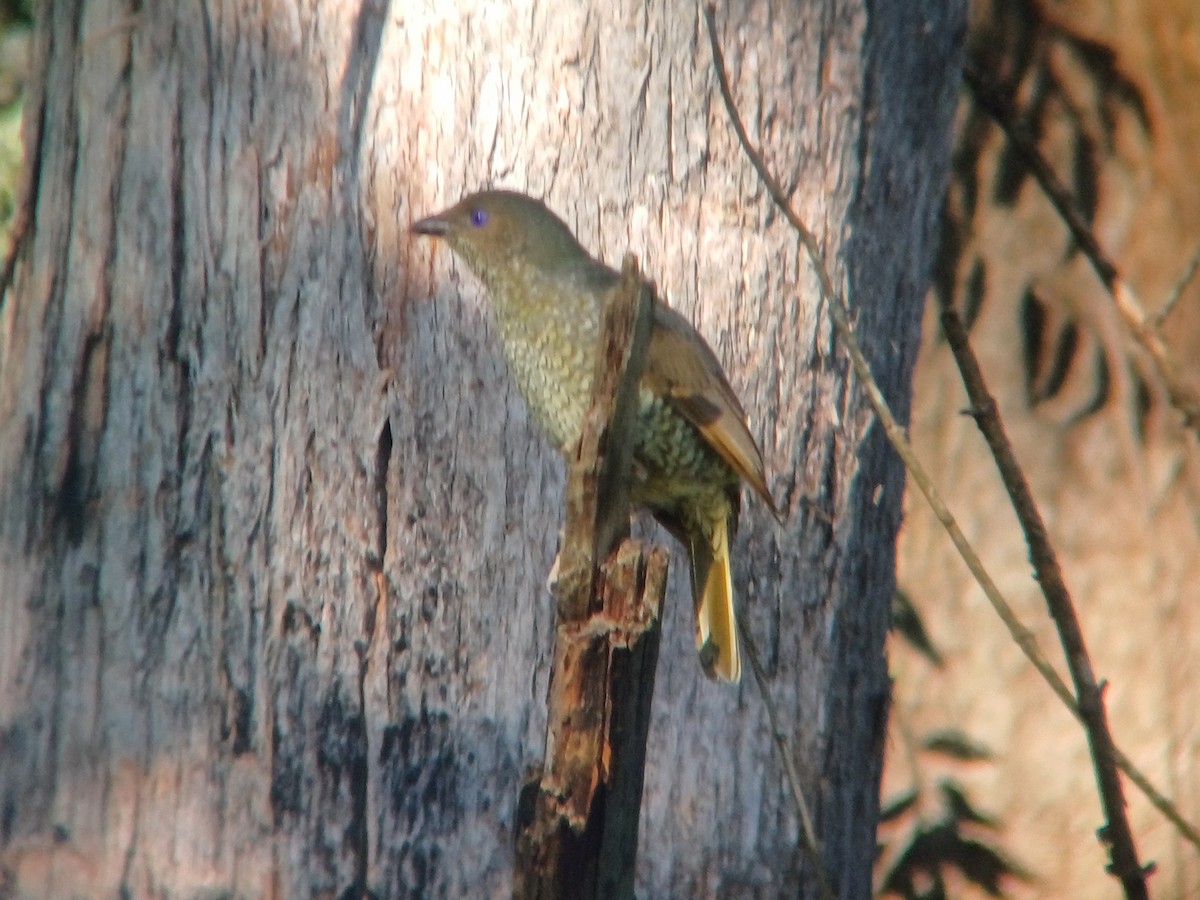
[0,2,961,897]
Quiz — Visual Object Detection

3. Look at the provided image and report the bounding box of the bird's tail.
[689,511,741,683]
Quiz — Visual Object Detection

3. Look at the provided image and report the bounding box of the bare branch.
[1157,244,1200,327]
[513,257,669,900]
[939,302,1151,896]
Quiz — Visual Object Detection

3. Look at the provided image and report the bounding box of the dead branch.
[512,256,668,900]
[939,302,1151,896]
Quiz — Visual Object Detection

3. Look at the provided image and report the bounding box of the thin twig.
[939,303,1149,896]
[701,9,839,892]
[964,64,1200,432]
[703,0,1199,880]
[1157,244,1200,327]
[738,614,835,900]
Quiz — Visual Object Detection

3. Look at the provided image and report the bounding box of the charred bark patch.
[370,419,391,572]
[379,712,458,832]
[53,328,111,545]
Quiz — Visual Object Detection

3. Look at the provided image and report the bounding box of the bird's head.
[411,190,589,289]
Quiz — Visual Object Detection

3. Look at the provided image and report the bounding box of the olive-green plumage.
[412,190,775,683]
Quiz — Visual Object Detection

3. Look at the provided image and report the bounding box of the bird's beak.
[410,214,450,237]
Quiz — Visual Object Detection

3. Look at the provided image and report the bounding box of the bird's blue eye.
[470,209,488,227]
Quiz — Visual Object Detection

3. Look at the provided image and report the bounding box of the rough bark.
[0,1,961,898]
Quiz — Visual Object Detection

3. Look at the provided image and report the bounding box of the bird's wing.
[644,302,777,514]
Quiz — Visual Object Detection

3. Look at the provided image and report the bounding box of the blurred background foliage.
[881,598,1031,899]
[0,0,30,255]
[879,0,1165,894]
